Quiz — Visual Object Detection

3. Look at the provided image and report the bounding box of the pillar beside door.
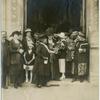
[1,0,24,36]
[86,0,99,85]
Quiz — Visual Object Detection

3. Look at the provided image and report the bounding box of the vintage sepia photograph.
[1,0,99,100]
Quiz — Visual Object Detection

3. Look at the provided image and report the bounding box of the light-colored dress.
[59,59,65,73]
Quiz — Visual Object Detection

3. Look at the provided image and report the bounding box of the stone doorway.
[23,0,88,78]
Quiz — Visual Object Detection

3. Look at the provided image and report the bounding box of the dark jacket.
[10,39,23,65]
[1,39,10,72]
[33,42,51,76]
[74,41,89,64]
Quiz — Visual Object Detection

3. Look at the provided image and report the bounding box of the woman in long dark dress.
[9,31,24,88]
[65,35,75,78]
[72,32,89,82]
[33,35,51,88]
[48,35,60,80]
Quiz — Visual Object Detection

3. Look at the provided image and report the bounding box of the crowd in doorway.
[1,28,89,89]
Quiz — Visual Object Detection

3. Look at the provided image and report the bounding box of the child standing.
[23,44,35,83]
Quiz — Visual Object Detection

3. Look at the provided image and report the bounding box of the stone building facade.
[1,0,99,85]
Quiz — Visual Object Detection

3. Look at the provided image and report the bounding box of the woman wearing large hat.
[9,31,24,88]
[56,32,67,80]
[33,34,51,87]
[72,32,89,82]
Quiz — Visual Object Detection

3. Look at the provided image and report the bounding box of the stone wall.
[86,0,99,85]
[1,0,24,36]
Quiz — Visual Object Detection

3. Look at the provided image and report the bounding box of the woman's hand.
[79,48,83,53]
[19,49,24,54]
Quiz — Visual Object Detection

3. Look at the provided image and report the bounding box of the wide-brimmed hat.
[64,32,70,36]
[25,28,32,32]
[38,34,48,40]
[1,31,7,35]
[70,31,79,40]
[10,31,21,37]
[76,31,85,42]
[76,35,85,42]
[56,32,66,39]
[1,31,7,38]
[71,31,79,36]
[34,32,40,39]
[78,32,85,37]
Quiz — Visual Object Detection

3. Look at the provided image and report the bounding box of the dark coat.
[1,39,10,73]
[33,42,51,76]
[74,41,89,64]
[9,39,23,65]
[73,40,89,76]
[50,53,60,80]
[58,48,66,59]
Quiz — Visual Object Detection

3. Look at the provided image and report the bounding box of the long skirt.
[10,64,23,85]
[78,63,87,76]
[2,64,9,88]
[33,74,50,86]
[72,62,87,79]
[59,59,65,73]
[50,54,60,80]
[65,61,73,77]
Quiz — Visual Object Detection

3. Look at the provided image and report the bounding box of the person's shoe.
[14,85,18,89]
[3,86,8,89]
[37,85,42,88]
[26,79,28,83]
[80,79,84,83]
[44,85,51,87]
[18,84,22,87]
[60,76,65,80]
[42,83,50,87]
[72,78,77,82]
[29,81,32,84]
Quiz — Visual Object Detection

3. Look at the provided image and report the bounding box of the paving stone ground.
[2,79,99,100]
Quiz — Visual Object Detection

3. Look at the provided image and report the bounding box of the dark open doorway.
[23,0,88,79]
[27,0,85,33]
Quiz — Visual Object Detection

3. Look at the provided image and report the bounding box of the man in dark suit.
[1,31,10,89]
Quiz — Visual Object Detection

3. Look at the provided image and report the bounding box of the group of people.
[1,28,89,89]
